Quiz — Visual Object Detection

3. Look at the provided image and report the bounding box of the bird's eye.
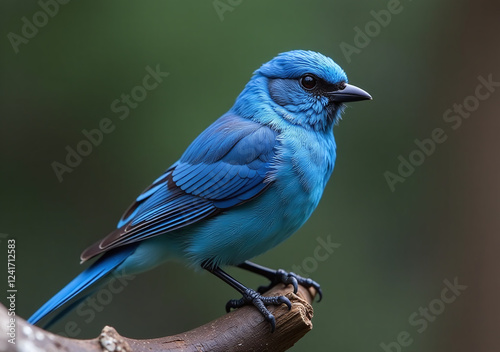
[300,75,317,90]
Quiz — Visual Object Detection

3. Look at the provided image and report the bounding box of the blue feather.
[29,50,371,329]
[28,245,136,325]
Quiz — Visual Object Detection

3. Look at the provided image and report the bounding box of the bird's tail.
[27,245,136,327]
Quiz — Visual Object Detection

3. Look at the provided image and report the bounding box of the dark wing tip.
[80,241,101,263]
[80,227,125,263]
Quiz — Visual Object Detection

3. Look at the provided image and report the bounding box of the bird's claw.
[226,288,291,332]
[257,269,323,302]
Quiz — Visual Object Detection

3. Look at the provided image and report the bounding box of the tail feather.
[28,246,135,326]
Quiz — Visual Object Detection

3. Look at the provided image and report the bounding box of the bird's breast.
[183,128,337,267]
[271,128,336,225]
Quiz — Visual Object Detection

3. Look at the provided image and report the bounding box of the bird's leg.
[202,262,291,332]
[237,261,323,302]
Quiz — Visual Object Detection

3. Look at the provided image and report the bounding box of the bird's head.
[233,50,371,131]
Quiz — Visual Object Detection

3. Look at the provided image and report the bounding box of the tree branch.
[3,284,316,352]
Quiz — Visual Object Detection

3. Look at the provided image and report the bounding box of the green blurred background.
[1,1,499,351]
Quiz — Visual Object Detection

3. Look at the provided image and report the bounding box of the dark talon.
[279,296,292,310]
[286,274,299,294]
[231,261,323,330]
[225,288,291,332]
[256,268,322,301]
[226,298,244,312]
[316,287,323,302]
[205,264,298,332]
[267,314,276,333]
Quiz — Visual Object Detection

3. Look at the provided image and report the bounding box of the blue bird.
[28,50,371,331]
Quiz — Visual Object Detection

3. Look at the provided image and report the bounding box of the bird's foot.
[226,288,291,332]
[257,269,323,302]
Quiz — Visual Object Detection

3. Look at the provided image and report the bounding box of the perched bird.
[28,50,371,331]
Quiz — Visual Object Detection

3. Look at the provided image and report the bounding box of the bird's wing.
[80,114,278,262]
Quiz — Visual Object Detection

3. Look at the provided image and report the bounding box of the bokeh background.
[1,1,499,351]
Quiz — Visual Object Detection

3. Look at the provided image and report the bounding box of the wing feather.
[80,114,278,262]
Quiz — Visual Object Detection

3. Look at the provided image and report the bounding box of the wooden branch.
[3,284,316,352]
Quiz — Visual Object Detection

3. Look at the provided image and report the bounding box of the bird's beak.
[327,84,372,103]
